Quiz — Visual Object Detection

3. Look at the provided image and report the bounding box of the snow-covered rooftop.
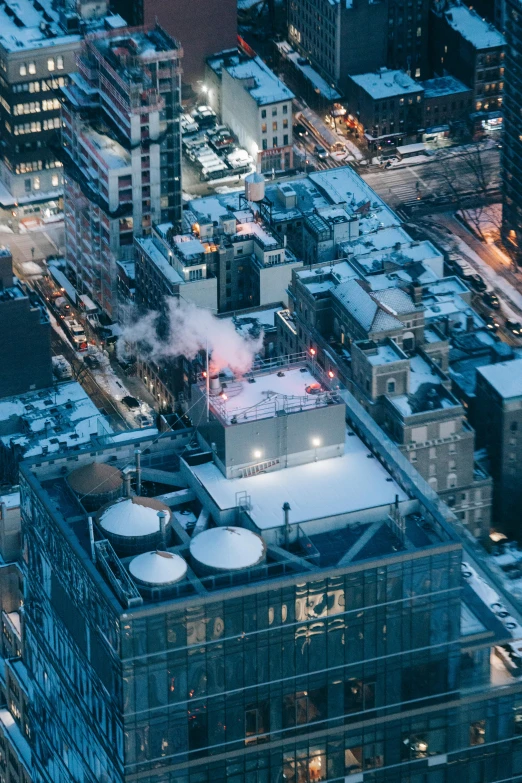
[189,429,407,530]
[350,69,422,100]
[421,75,471,98]
[135,238,183,285]
[477,359,522,399]
[84,129,130,170]
[276,41,341,101]
[309,169,398,228]
[225,56,294,106]
[208,366,338,424]
[0,0,80,53]
[0,381,112,458]
[444,6,505,50]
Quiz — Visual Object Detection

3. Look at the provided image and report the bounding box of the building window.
[261,109,266,118]
[33,176,40,190]
[447,473,457,489]
[470,720,486,746]
[188,269,203,281]
[345,678,375,714]
[28,62,36,75]
[47,57,55,72]
[57,55,64,70]
[51,174,59,187]
[273,137,278,147]
[261,123,267,133]
[283,118,288,128]
[283,104,288,114]
[262,139,267,150]
[283,134,288,145]
[415,67,421,77]
[19,64,27,76]
[283,689,327,727]
[387,379,396,394]
[272,107,277,116]
[273,121,278,131]
[416,26,421,36]
[244,702,269,744]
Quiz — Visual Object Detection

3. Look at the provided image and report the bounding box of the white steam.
[119,298,263,376]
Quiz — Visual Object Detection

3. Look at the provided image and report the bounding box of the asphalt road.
[362,146,501,211]
[50,329,129,431]
[3,222,64,280]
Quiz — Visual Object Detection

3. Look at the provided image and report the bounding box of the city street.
[361,146,501,211]
[1,222,65,280]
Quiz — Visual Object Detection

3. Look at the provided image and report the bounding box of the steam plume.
[119,298,263,375]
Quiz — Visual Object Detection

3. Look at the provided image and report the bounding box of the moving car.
[483,291,500,310]
[314,145,328,159]
[506,319,522,336]
[294,123,308,138]
[485,314,500,331]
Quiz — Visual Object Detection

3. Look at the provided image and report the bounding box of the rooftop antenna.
[134,448,142,495]
[87,516,96,563]
[283,501,291,547]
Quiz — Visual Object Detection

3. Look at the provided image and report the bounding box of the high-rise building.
[18,350,522,783]
[60,24,182,318]
[110,0,237,89]
[287,0,430,97]
[501,0,522,260]
[475,358,522,534]
[0,247,53,398]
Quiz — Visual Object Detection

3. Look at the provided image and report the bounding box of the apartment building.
[345,68,424,150]
[501,0,522,261]
[475,359,522,535]
[206,52,294,173]
[0,0,86,215]
[111,0,237,88]
[430,5,505,119]
[0,248,52,398]
[279,261,493,536]
[287,0,430,98]
[61,24,182,318]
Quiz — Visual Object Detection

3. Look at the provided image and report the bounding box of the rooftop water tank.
[190,525,266,575]
[245,171,265,203]
[129,550,187,587]
[67,462,123,511]
[97,496,172,556]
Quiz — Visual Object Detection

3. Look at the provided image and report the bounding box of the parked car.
[294,123,308,138]
[506,319,522,336]
[470,274,487,292]
[136,413,154,429]
[52,355,73,381]
[84,354,99,369]
[483,291,500,310]
[314,144,329,159]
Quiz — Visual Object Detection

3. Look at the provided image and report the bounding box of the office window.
[51,174,59,187]
[57,55,64,70]
[470,720,486,745]
[283,688,327,727]
[345,678,375,714]
[28,62,36,74]
[244,701,269,744]
[47,58,55,72]
[19,64,27,76]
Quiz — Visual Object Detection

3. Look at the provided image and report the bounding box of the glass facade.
[17,434,522,783]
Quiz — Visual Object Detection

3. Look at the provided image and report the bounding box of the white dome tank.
[97,496,172,556]
[129,550,187,587]
[245,172,265,202]
[190,526,266,574]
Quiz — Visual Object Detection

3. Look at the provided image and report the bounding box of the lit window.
[57,55,64,70]
[415,67,420,77]
[47,58,55,72]
[19,64,27,76]
[28,62,36,75]
[33,176,40,190]
[417,26,421,36]
[272,121,278,131]
[51,174,59,187]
